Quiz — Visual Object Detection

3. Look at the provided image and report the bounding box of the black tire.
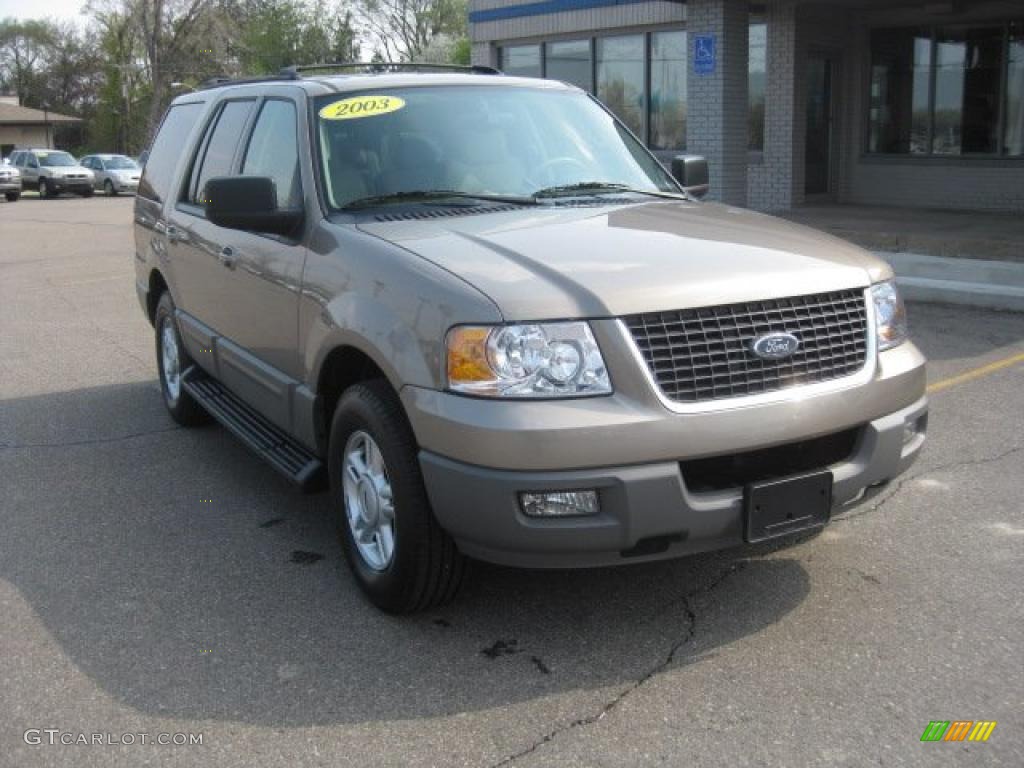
[329,380,466,613]
[81,188,94,197]
[154,291,209,426]
[104,180,116,196]
[38,178,49,199]
[4,192,18,202]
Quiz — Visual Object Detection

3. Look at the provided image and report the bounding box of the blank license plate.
[744,470,833,543]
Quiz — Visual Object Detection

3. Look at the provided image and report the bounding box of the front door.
[805,54,834,196]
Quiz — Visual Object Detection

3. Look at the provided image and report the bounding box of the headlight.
[871,280,908,351]
[446,322,612,398]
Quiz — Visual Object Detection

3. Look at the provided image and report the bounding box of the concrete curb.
[876,251,1024,312]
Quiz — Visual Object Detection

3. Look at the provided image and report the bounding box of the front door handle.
[166,225,189,243]
[218,246,237,270]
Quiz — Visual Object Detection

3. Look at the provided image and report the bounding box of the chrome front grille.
[624,289,869,404]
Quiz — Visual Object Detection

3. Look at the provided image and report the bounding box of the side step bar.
[182,368,324,489]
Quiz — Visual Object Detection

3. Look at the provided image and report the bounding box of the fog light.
[520,490,600,518]
[903,414,926,445]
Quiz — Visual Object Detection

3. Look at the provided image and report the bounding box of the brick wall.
[686,0,748,206]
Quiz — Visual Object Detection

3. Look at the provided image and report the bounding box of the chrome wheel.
[160,317,182,403]
[342,430,396,571]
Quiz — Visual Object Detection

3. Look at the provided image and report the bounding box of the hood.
[357,200,893,320]
[47,165,92,177]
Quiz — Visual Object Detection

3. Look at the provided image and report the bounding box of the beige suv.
[134,65,927,613]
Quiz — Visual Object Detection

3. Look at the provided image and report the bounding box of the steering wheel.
[530,156,590,188]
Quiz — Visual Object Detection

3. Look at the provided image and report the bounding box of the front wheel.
[104,179,116,196]
[329,381,466,613]
[4,192,18,202]
[38,178,49,199]
[80,188,94,197]
[154,292,209,426]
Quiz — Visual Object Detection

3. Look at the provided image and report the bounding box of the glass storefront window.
[650,30,687,151]
[748,23,766,150]
[868,28,932,154]
[501,45,542,78]
[932,27,1002,155]
[1007,23,1024,156]
[869,22,1022,157]
[596,35,645,139]
[546,40,592,91]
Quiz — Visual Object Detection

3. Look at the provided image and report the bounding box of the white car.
[80,154,142,196]
[7,149,95,198]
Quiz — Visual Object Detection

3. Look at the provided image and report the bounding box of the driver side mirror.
[204,176,303,236]
[671,155,709,199]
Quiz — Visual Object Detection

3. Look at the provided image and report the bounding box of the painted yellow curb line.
[927,351,1024,394]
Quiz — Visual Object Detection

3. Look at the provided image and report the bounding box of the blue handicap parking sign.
[694,35,716,76]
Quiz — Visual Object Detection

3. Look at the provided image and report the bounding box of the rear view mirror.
[671,155,709,199]
[204,176,302,236]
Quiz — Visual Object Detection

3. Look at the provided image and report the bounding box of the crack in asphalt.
[835,444,1023,524]
[1,425,182,450]
[489,561,747,767]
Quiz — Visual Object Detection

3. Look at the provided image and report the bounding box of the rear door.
[167,97,257,338]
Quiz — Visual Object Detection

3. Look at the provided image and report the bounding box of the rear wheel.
[4,192,18,202]
[80,188,94,197]
[329,381,465,613]
[154,291,209,426]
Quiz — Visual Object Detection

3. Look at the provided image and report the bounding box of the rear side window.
[191,100,255,204]
[139,102,203,203]
[241,100,301,208]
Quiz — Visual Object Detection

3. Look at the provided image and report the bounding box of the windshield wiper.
[532,181,690,201]
[342,189,537,210]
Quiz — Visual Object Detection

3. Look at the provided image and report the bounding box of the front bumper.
[419,395,927,568]
[0,180,21,192]
[43,178,92,192]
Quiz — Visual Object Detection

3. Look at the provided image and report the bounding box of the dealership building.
[468,0,1024,212]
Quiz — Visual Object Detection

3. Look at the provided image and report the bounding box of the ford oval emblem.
[751,332,800,360]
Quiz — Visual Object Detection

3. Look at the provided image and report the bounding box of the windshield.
[37,151,77,167]
[315,85,679,209]
[104,156,138,169]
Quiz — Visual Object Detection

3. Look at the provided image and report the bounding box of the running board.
[182,368,324,489]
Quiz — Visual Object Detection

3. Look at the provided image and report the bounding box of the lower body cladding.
[419,397,927,568]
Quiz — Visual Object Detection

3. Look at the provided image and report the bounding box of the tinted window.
[242,100,301,207]
[139,102,204,202]
[191,100,255,204]
[501,45,542,77]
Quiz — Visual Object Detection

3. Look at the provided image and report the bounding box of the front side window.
[242,100,301,208]
[190,100,255,204]
[596,35,645,139]
[315,86,677,210]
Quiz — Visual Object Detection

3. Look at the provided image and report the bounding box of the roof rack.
[278,62,503,77]
[196,72,300,91]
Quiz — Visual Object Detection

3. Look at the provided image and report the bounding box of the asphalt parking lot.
[1,194,1022,768]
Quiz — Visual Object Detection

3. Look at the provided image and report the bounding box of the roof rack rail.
[196,72,301,91]
[278,62,503,77]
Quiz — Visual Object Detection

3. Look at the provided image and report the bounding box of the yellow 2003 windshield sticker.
[319,95,405,121]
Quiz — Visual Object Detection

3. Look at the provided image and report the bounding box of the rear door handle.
[218,246,237,269]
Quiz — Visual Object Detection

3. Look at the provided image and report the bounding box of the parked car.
[0,162,21,201]
[135,66,927,613]
[80,153,142,195]
[7,149,94,198]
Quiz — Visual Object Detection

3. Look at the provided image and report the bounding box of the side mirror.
[204,176,302,236]
[671,154,709,199]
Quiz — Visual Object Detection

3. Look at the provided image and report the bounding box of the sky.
[0,0,87,23]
